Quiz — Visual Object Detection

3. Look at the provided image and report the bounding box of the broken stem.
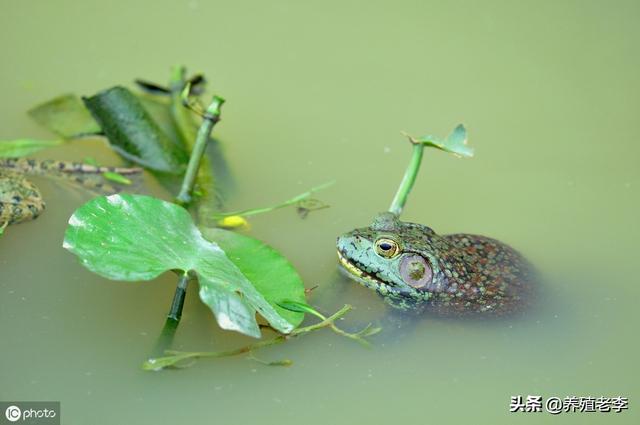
[176,95,225,204]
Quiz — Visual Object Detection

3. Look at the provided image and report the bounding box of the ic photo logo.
[2,402,59,424]
[4,406,21,422]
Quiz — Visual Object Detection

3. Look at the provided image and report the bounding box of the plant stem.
[176,95,225,204]
[167,274,189,322]
[162,95,224,331]
[388,139,424,216]
[150,318,180,359]
[169,66,219,224]
[143,304,370,370]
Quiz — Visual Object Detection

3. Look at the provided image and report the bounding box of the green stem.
[167,274,189,322]
[168,67,219,224]
[150,318,180,359]
[388,140,424,216]
[160,94,224,337]
[143,304,369,370]
[176,95,225,204]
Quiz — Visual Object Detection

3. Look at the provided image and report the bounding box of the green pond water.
[1,1,639,424]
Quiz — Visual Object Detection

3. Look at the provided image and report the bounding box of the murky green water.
[1,1,639,424]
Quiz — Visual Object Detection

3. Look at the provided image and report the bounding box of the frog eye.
[374,238,400,258]
[399,254,432,288]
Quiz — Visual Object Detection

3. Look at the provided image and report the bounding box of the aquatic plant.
[48,71,373,369]
[389,124,472,215]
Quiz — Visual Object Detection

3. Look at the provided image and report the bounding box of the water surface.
[1,1,638,424]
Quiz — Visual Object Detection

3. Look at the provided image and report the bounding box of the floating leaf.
[0,139,64,158]
[63,194,300,337]
[202,228,306,328]
[83,86,188,173]
[28,94,101,138]
[417,124,473,157]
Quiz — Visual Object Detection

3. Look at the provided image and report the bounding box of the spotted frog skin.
[337,212,534,316]
[0,158,140,227]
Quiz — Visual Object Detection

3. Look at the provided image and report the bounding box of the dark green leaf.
[137,95,184,150]
[83,86,188,173]
[134,79,171,95]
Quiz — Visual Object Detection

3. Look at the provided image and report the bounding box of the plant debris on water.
[1,65,369,371]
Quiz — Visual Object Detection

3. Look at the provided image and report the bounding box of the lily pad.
[62,194,300,338]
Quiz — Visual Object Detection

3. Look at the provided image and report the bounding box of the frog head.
[336,212,461,310]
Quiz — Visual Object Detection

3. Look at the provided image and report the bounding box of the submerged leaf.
[0,139,64,158]
[416,124,473,157]
[28,94,101,137]
[83,86,188,173]
[63,194,298,337]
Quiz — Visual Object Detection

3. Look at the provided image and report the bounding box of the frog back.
[427,233,535,316]
[0,170,46,225]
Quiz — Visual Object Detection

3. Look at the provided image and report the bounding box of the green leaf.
[417,124,473,157]
[202,228,307,329]
[102,171,132,185]
[0,139,64,158]
[83,86,188,173]
[276,299,325,321]
[63,194,297,338]
[28,94,101,138]
[137,95,185,150]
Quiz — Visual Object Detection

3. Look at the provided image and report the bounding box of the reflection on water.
[1,0,639,424]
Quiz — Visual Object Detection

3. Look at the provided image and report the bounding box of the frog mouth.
[337,249,397,293]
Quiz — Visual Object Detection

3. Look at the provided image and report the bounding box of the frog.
[0,158,141,227]
[336,212,534,316]
[0,169,45,225]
